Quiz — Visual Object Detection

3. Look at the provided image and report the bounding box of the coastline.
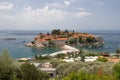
[1,30,119,58]
[47,45,79,56]
[17,45,79,61]
[25,29,104,58]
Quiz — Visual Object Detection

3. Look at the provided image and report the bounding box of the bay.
[0,30,120,58]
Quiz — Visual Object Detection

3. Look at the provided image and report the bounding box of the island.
[25,29,104,49]
[25,29,104,57]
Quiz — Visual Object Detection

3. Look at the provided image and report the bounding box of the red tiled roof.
[34,32,95,42]
[55,38,68,41]
[40,39,47,42]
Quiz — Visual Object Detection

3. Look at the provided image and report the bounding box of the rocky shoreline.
[25,29,104,57]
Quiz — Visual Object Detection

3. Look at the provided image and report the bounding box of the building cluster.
[32,62,56,77]
[33,30,99,47]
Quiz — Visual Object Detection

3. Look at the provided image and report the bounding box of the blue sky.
[0,0,120,30]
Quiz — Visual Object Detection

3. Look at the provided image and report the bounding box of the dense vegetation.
[34,49,120,80]
[51,29,70,35]
[1,50,120,80]
[62,71,114,80]
[55,61,114,79]
[97,57,108,62]
[51,29,61,35]
[116,48,120,54]
[0,50,49,80]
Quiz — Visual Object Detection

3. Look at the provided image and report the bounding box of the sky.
[0,0,120,30]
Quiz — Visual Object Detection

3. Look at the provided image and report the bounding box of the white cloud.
[64,1,71,6]
[20,6,69,22]
[23,6,32,11]
[45,1,71,8]
[20,6,91,22]
[0,5,92,30]
[0,2,14,10]
[78,8,85,11]
[0,6,69,28]
[45,3,63,8]
[74,11,92,17]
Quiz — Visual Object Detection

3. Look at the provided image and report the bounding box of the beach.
[49,45,79,56]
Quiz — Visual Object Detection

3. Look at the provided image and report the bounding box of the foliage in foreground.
[19,63,49,80]
[62,71,115,80]
[97,57,108,62]
[113,63,120,80]
[1,50,120,80]
[0,50,14,80]
[56,61,113,77]
[0,50,49,80]
[55,62,120,80]
[116,48,120,54]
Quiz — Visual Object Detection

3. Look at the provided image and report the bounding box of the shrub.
[35,55,52,61]
[0,50,15,80]
[62,70,114,80]
[56,63,71,76]
[113,63,120,80]
[116,49,120,54]
[97,57,108,62]
[19,62,49,80]
[51,29,60,35]
[50,59,61,68]
[55,53,66,59]
[31,41,35,44]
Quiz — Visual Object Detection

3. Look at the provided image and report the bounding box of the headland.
[26,29,103,47]
[25,29,104,56]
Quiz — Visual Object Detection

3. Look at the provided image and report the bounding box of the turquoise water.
[0,30,120,58]
[77,30,120,53]
[0,30,62,58]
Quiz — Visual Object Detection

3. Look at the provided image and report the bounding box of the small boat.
[4,38,16,40]
[22,41,26,43]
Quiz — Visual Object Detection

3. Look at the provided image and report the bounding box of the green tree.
[86,37,96,43]
[0,50,15,80]
[40,35,44,39]
[48,40,55,47]
[113,63,120,80]
[47,32,50,35]
[35,55,51,61]
[79,50,85,62]
[51,29,60,35]
[97,57,108,62]
[67,34,73,38]
[65,29,69,33]
[78,36,84,43]
[51,59,61,68]
[31,41,35,44]
[56,53,66,59]
[56,63,71,76]
[20,62,49,80]
[62,71,114,80]
[69,38,77,44]
[116,49,120,54]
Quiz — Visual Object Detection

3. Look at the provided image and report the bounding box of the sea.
[0,30,120,58]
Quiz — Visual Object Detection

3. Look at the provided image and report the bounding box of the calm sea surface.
[0,30,120,58]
